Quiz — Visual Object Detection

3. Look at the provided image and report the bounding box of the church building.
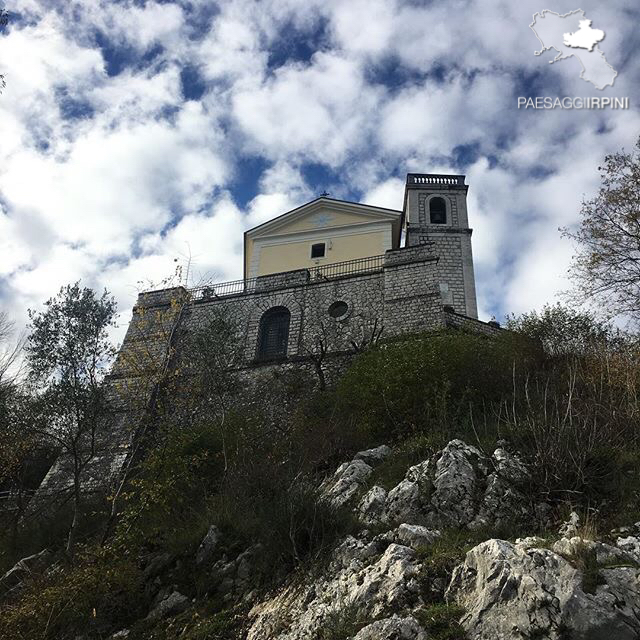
[122,172,489,371]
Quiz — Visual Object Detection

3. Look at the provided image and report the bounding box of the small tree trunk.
[314,359,327,391]
[66,473,82,556]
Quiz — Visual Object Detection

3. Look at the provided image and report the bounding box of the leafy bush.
[335,330,534,443]
[505,303,622,357]
[115,417,227,553]
[0,547,145,640]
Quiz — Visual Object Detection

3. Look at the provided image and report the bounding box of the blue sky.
[0,0,639,341]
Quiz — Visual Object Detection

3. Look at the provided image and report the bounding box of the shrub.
[336,330,534,443]
[0,547,145,640]
[116,403,355,588]
[502,349,640,515]
[115,417,227,553]
[505,303,621,358]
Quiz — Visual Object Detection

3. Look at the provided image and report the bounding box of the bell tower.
[403,173,478,318]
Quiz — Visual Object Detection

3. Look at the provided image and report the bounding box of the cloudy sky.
[0,0,638,342]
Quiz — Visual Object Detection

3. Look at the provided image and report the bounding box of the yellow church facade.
[243,197,404,280]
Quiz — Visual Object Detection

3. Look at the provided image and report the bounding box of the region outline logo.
[518,8,628,110]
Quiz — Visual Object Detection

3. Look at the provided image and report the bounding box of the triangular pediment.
[246,197,402,239]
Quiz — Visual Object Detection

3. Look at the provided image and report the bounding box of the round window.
[328,301,349,319]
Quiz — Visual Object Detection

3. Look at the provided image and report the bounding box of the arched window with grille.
[429,197,447,224]
[256,306,291,361]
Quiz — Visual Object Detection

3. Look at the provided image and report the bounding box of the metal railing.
[190,254,386,301]
[308,254,385,281]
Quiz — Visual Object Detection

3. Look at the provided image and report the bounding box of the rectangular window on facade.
[311,242,326,258]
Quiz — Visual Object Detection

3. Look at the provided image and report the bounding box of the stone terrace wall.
[444,308,501,336]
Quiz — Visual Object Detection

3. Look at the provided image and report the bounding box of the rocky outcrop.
[352,615,428,639]
[195,525,221,566]
[359,440,532,531]
[321,459,373,508]
[206,544,262,604]
[447,536,640,639]
[357,485,388,525]
[396,523,441,550]
[96,440,640,640]
[321,446,391,509]
[354,445,392,467]
[247,527,430,639]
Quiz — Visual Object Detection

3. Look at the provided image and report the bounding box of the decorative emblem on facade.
[310,213,333,228]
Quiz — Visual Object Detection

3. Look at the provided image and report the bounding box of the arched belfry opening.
[429,197,447,224]
[257,306,291,360]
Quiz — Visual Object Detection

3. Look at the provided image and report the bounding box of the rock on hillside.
[353,439,534,531]
[247,440,537,639]
[247,526,435,639]
[448,536,640,639]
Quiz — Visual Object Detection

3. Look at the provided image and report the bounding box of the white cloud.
[232,52,381,165]
[361,178,405,211]
[0,0,638,340]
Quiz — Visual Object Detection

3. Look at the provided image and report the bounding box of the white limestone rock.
[247,541,423,639]
[515,536,546,550]
[383,459,433,524]
[469,447,531,531]
[379,439,532,530]
[196,525,221,566]
[552,536,632,566]
[447,538,640,639]
[322,459,373,508]
[405,460,432,484]
[357,485,388,525]
[352,615,428,639]
[428,440,487,528]
[354,445,392,467]
[492,446,528,484]
[385,479,425,524]
[395,523,441,550]
[617,535,640,563]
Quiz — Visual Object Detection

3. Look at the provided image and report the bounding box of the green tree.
[563,137,640,321]
[26,283,117,553]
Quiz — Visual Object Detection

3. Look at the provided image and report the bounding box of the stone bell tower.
[403,173,478,318]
